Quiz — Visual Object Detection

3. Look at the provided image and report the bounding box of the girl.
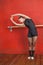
[10,14,38,59]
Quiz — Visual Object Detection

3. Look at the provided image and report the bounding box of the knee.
[28,40,33,46]
[32,43,35,47]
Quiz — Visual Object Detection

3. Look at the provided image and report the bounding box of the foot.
[28,56,34,60]
[28,56,31,59]
[31,56,34,60]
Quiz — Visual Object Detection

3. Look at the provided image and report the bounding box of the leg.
[28,37,33,59]
[32,36,38,51]
[31,36,38,59]
[28,37,33,51]
[27,30,34,59]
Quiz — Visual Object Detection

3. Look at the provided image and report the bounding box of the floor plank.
[0,54,43,65]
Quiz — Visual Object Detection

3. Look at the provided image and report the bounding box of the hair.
[18,16,25,19]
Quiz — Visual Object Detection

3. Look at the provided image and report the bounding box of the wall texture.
[0,0,43,54]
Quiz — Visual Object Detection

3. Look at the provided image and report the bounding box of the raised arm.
[10,16,25,26]
[11,13,31,19]
[10,13,31,26]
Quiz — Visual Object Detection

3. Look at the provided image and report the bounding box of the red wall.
[0,0,43,54]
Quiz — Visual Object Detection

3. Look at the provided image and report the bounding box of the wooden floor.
[0,54,43,65]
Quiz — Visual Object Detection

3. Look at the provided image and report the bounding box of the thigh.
[28,37,33,46]
[32,36,38,46]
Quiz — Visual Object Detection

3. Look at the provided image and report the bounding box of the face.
[18,18,25,23]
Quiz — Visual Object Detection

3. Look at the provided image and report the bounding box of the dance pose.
[10,13,38,59]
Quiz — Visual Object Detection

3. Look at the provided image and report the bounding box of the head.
[18,16,26,23]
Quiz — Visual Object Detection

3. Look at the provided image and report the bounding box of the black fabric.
[29,50,35,57]
[24,19,38,37]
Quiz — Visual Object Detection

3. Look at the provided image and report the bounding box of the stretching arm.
[11,13,31,19]
[10,13,31,27]
[10,16,25,27]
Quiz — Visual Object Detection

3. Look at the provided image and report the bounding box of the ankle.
[29,50,35,57]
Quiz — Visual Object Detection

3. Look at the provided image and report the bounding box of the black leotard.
[24,19,38,37]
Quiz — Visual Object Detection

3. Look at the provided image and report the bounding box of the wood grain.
[0,54,42,65]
